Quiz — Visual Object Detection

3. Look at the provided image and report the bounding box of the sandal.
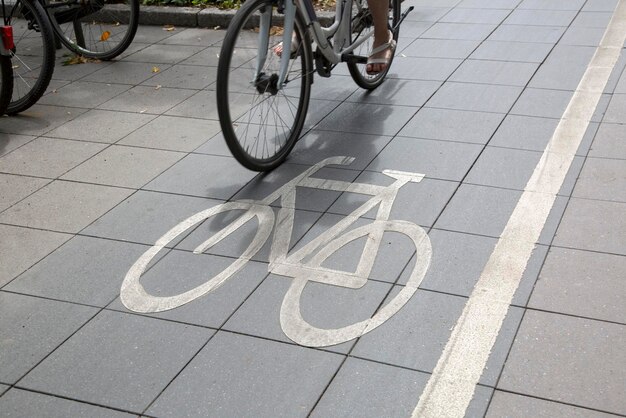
[366,30,396,75]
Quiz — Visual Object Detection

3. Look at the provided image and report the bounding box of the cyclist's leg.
[366,0,395,74]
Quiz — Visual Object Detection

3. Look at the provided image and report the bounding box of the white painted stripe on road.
[412,2,626,417]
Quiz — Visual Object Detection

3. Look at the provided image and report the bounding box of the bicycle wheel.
[121,202,274,313]
[0,55,13,115]
[44,0,139,60]
[216,0,314,172]
[3,0,56,115]
[279,220,431,347]
[347,0,400,90]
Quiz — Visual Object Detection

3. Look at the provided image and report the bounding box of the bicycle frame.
[257,0,374,87]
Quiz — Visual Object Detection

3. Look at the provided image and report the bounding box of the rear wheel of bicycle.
[44,0,139,60]
[0,55,13,115]
[3,0,56,115]
[347,0,400,90]
[216,0,314,172]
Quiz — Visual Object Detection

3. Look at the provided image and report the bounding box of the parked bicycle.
[216,0,413,171]
[0,22,13,115]
[0,0,139,114]
[121,157,432,347]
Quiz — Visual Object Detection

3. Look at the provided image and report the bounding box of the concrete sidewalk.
[0,0,625,416]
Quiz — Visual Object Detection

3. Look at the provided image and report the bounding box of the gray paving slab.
[311,358,429,417]
[139,64,217,90]
[346,79,441,107]
[488,24,565,44]
[37,81,130,109]
[498,311,626,415]
[147,331,343,417]
[435,183,522,238]
[518,0,585,10]
[98,86,197,115]
[108,252,268,328]
[51,60,112,82]
[588,123,626,159]
[0,134,35,157]
[404,6,451,22]
[0,225,71,287]
[399,107,505,144]
[288,130,392,170]
[124,44,205,65]
[529,45,596,91]
[223,274,383,354]
[0,137,106,178]
[83,61,169,85]
[426,82,522,113]
[449,60,538,87]
[530,247,625,323]
[571,11,613,27]
[314,102,418,136]
[179,46,222,67]
[61,145,185,189]
[466,147,542,191]
[439,7,510,24]
[553,198,626,255]
[132,25,178,44]
[470,40,553,63]
[420,22,497,41]
[143,153,256,199]
[366,137,482,182]
[583,0,619,12]
[0,105,88,136]
[82,190,221,245]
[456,0,520,7]
[389,57,462,81]
[0,384,7,396]
[560,26,606,46]
[5,236,152,307]
[19,310,212,413]
[159,27,224,46]
[573,157,626,202]
[602,93,626,123]
[46,110,156,143]
[327,172,458,228]
[0,292,97,384]
[0,180,133,233]
[504,9,577,26]
[307,74,360,102]
[118,115,221,152]
[486,390,616,418]
[0,388,136,418]
[400,39,481,59]
[351,289,466,372]
[163,90,220,120]
[191,130,242,157]
[0,174,50,213]
[510,88,573,119]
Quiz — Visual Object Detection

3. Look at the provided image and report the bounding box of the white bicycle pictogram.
[121,156,432,347]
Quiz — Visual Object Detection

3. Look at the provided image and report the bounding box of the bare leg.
[366,0,393,74]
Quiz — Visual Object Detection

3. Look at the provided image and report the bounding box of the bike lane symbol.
[121,156,432,347]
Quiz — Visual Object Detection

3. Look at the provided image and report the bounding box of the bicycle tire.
[3,0,56,115]
[347,0,400,90]
[280,220,432,347]
[121,202,274,313]
[216,0,314,172]
[44,0,139,60]
[0,55,13,115]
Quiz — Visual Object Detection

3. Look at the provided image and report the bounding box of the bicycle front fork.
[254,0,297,91]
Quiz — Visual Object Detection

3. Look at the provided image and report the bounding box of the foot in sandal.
[366,30,396,75]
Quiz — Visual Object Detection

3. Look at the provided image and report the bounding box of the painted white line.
[412,2,626,417]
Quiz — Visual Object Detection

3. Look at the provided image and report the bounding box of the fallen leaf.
[214,25,221,30]
[62,55,101,65]
[100,31,111,41]
[140,109,147,113]
[163,25,176,31]
[152,66,160,73]
[155,85,162,90]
